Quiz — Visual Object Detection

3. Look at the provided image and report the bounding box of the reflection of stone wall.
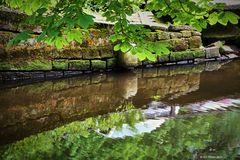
[0,61,230,144]
[0,63,211,144]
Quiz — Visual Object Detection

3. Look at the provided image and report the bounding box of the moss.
[146,32,157,41]
[107,58,117,68]
[170,50,195,61]
[170,32,182,39]
[82,48,101,59]
[158,54,169,63]
[53,60,68,70]
[193,49,205,58]
[0,63,13,70]
[69,60,90,70]
[91,60,106,70]
[157,31,170,40]
[12,60,52,70]
[189,36,202,49]
[100,46,114,58]
[181,31,192,38]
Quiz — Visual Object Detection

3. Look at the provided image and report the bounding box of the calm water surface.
[0,60,240,159]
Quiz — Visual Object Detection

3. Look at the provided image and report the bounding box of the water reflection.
[0,60,239,145]
[1,106,240,159]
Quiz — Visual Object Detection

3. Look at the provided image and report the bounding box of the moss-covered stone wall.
[0,8,237,81]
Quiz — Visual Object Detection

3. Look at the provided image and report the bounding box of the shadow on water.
[0,59,239,158]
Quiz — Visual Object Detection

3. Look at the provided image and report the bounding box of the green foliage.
[2,0,239,61]
[1,109,240,160]
[147,0,239,31]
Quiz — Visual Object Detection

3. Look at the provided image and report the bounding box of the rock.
[220,45,239,54]
[157,31,170,40]
[205,46,220,58]
[170,39,189,51]
[181,31,192,38]
[82,48,101,59]
[91,60,106,70]
[226,53,239,59]
[53,60,68,70]
[168,25,195,31]
[158,54,169,63]
[192,31,201,36]
[189,36,202,49]
[170,32,182,39]
[207,41,224,48]
[118,52,140,68]
[146,32,158,41]
[68,60,90,70]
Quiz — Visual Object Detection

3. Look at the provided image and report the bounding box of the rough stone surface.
[189,36,202,49]
[226,53,238,59]
[146,32,157,41]
[181,31,192,38]
[99,46,114,58]
[118,52,140,68]
[82,48,101,59]
[220,45,239,54]
[168,25,195,31]
[68,60,90,70]
[53,60,68,70]
[91,60,106,70]
[170,39,189,51]
[170,32,182,39]
[192,31,201,36]
[158,54,169,63]
[157,31,170,40]
[205,47,221,58]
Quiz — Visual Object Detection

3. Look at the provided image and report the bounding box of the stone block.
[170,51,194,61]
[12,60,52,71]
[205,47,220,58]
[146,32,157,41]
[168,25,194,31]
[189,36,202,49]
[170,32,182,39]
[181,31,192,38]
[53,60,68,70]
[68,60,90,70]
[193,49,205,58]
[118,52,141,68]
[100,47,114,58]
[0,62,12,70]
[57,47,82,59]
[82,48,101,59]
[157,31,170,40]
[226,53,238,59]
[170,39,189,51]
[91,60,106,70]
[192,31,201,36]
[220,45,239,54]
[158,54,169,63]
[107,58,117,69]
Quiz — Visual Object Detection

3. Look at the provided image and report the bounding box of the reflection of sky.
[101,98,240,138]
[98,118,167,138]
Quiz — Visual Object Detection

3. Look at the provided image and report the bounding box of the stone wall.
[0,8,239,81]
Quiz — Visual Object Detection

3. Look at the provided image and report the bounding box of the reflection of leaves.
[2,111,240,160]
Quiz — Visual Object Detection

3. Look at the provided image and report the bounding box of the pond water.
[0,60,240,159]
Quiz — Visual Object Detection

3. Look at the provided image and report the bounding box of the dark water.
[0,60,240,159]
